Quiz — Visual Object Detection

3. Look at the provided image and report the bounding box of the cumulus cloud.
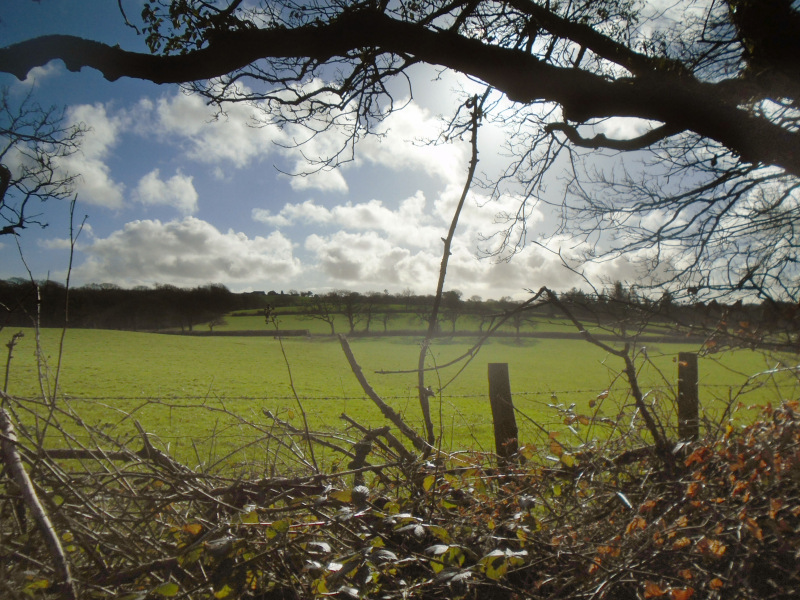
[358,101,468,186]
[71,217,301,289]
[132,169,199,215]
[253,191,443,248]
[305,230,439,289]
[21,63,61,87]
[61,103,126,208]
[151,93,284,169]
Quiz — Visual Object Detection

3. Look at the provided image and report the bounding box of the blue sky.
[0,1,649,299]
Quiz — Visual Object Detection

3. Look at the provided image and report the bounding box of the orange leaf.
[686,482,700,498]
[672,537,692,550]
[183,523,203,535]
[598,544,621,557]
[770,498,783,519]
[670,588,695,600]
[625,517,647,535]
[697,538,726,557]
[684,447,710,467]
[644,582,667,598]
[709,578,723,590]
[678,569,693,580]
[639,500,658,513]
[587,558,601,575]
[731,480,748,495]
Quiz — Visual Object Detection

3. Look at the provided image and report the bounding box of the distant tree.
[467,295,493,332]
[361,291,385,333]
[379,309,395,333]
[335,290,363,334]
[441,289,464,333]
[304,293,339,335]
[207,315,227,332]
[509,308,534,340]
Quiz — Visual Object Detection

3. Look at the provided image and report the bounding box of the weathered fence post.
[677,352,699,441]
[488,363,519,466]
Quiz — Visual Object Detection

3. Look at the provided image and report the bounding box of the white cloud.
[61,103,126,208]
[593,117,664,141]
[151,92,284,169]
[132,169,199,215]
[38,223,95,251]
[253,191,442,248]
[71,217,301,289]
[305,230,438,289]
[358,101,469,186]
[21,63,61,87]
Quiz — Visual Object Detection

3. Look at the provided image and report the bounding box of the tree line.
[4,278,794,343]
[0,279,260,331]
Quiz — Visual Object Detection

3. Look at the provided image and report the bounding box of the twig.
[0,408,78,600]
[417,89,489,448]
[338,334,427,452]
[340,413,415,463]
[544,288,674,469]
[269,316,319,472]
[3,330,24,394]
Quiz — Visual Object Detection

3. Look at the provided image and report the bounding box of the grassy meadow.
[3,324,795,466]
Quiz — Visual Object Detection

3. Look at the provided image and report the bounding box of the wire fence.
[53,381,777,404]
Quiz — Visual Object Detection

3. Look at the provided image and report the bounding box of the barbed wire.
[55,382,762,404]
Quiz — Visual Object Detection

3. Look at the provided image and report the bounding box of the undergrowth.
[1,389,798,600]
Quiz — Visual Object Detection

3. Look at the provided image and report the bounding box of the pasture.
[3,326,794,466]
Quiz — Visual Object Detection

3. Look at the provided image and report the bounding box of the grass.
[3,326,795,465]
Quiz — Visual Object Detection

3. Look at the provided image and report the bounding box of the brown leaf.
[644,581,667,598]
[625,517,647,535]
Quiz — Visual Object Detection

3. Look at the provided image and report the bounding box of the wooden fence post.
[677,352,699,441]
[488,363,519,465]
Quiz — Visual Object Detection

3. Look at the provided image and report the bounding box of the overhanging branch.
[545,122,683,151]
[0,8,798,176]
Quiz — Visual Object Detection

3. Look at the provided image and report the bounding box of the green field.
[219,311,586,335]
[3,327,796,466]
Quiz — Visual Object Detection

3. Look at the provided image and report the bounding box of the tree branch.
[0,409,78,600]
[1,10,798,176]
[545,122,683,151]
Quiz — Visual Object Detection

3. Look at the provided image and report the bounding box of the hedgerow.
[2,386,799,600]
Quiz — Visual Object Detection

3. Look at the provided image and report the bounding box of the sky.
[0,1,649,300]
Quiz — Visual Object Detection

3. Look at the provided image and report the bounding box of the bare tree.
[441,289,464,333]
[303,292,339,335]
[2,1,799,298]
[0,87,85,236]
[336,290,364,334]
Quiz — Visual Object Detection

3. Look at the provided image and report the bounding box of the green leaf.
[240,510,259,524]
[330,490,352,503]
[24,579,50,591]
[153,582,180,597]
[267,519,291,539]
[428,525,451,542]
[214,585,233,599]
[423,475,436,492]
